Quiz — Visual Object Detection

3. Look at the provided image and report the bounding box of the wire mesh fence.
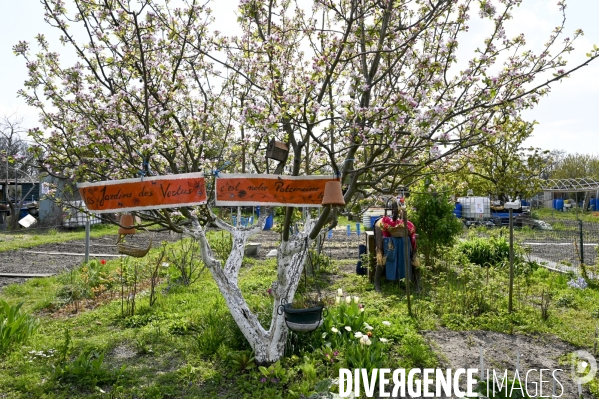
[514,218,599,276]
[464,217,599,276]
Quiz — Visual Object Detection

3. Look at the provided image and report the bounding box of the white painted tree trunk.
[185,213,314,365]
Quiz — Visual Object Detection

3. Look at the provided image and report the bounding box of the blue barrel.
[19,208,29,219]
[256,206,260,217]
[556,199,564,211]
[552,199,557,209]
[263,214,274,231]
[591,199,597,211]
[454,202,463,218]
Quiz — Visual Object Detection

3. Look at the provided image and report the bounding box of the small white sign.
[41,182,50,195]
[18,214,37,228]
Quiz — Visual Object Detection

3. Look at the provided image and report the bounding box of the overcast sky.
[1,0,597,155]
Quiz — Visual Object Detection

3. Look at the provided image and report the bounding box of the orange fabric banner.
[77,173,207,213]
[215,174,336,207]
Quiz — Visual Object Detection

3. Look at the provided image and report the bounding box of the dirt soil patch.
[0,226,365,290]
[0,230,182,289]
[248,227,364,262]
[425,329,593,398]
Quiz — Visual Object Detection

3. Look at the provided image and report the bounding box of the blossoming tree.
[15,0,598,363]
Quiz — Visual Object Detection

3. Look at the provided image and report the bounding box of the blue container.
[556,199,564,211]
[370,216,381,228]
[521,200,529,207]
[552,199,557,209]
[256,206,260,217]
[19,208,29,219]
[591,198,597,211]
[263,214,274,231]
[454,202,463,218]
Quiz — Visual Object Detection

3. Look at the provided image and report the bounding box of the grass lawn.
[1,233,599,398]
[0,224,119,253]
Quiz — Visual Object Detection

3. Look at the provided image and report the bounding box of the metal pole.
[579,219,584,266]
[85,214,90,263]
[508,208,514,313]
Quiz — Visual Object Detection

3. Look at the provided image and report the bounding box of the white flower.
[360,308,364,313]
[382,321,391,326]
[337,288,343,296]
[335,296,340,305]
[353,296,360,304]
[379,338,389,343]
[331,327,339,333]
[344,326,352,332]
[364,324,373,331]
[345,296,351,304]
[162,262,169,267]
[354,332,363,338]
[359,336,372,346]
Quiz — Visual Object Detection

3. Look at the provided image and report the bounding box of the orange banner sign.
[77,173,207,213]
[215,174,336,207]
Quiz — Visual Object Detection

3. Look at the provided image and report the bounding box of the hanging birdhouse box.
[265,139,289,162]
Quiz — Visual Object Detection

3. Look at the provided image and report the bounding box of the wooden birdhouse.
[265,139,289,162]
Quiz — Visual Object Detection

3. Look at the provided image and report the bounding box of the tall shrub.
[410,184,463,266]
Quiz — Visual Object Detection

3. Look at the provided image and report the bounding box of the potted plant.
[280,295,325,333]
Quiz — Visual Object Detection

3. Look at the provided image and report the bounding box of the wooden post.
[85,215,90,263]
[402,207,412,316]
[509,208,514,313]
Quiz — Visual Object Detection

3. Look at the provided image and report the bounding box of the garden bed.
[0,230,182,289]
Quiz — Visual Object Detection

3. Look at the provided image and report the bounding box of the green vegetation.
[409,183,463,265]
[0,300,39,355]
[1,230,599,397]
[0,224,118,253]
[532,207,599,223]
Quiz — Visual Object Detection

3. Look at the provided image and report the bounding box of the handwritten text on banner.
[77,173,207,213]
[215,174,336,207]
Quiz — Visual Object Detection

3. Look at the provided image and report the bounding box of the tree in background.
[439,119,551,201]
[15,0,599,364]
[548,153,599,181]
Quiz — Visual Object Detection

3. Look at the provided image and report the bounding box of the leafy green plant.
[0,300,39,355]
[344,338,383,375]
[52,329,126,389]
[195,310,227,355]
[210,231,233,264]
[409,182,463,266]
[555,292,576,308]
[258,360,289,385]
[54,350,113,388]
[457,235,515,266]
[227,350,255,372]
